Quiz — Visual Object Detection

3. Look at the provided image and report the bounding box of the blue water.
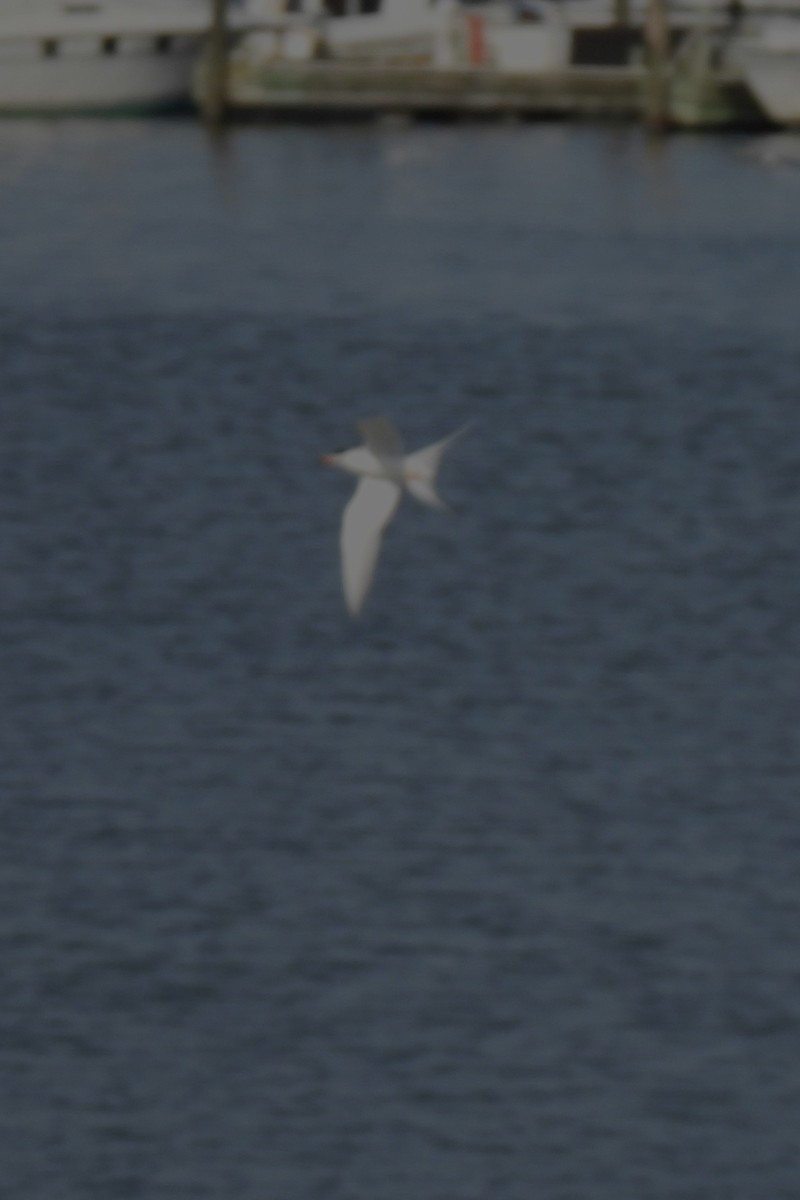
[2,117,800,1199]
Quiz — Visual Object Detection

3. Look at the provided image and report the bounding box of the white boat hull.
[0,3,209,114]
[739,46,800,125]
[0,41,199,113]
[736,19,800,126]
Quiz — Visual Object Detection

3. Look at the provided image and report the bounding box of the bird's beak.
[319,453,334,466]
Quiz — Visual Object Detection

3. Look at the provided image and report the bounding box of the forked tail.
[402,422,472,509]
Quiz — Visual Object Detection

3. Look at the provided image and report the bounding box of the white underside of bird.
[320,415,468,616]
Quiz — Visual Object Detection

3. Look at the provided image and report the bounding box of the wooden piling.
[642,0,670,130]
[613,0,631,26]
[204,0,229,124]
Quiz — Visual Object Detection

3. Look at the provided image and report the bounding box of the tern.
[320,416,468,617]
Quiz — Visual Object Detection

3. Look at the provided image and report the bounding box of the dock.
[195,59,647,121]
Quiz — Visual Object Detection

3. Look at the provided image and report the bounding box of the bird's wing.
[357,416,404,464]
[340,477,402,616]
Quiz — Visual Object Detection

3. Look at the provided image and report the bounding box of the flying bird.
[320,416,468,616]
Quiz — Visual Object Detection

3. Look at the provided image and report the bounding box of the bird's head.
[319,446,370,475]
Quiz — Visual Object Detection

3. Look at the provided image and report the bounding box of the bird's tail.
[402,422,471,509]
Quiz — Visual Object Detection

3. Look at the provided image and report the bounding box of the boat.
[737,17,800,126]
[200,0,800,124]
[0,0,215,115]
[230,0,590,72]
[230,0,766,75]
